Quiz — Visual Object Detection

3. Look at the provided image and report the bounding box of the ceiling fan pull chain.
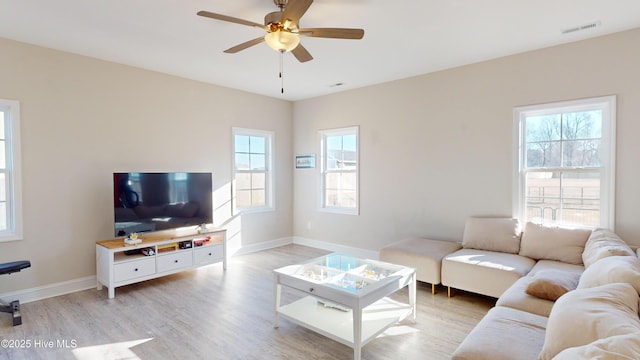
[280,50,285,94]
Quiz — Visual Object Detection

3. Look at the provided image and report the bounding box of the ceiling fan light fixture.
[264,31,300,52]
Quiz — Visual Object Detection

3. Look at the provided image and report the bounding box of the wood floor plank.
[0,245,494,359]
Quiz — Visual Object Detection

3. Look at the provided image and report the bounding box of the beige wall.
[0,38,293,293]
[2,27,640,296]
[293,28,640,250]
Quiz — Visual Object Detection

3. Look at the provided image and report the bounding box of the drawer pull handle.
[134,268,138,272]
[174,260,178,263]
[208,253,212,256]
[309,288,314,293]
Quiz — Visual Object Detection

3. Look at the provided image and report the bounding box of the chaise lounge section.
[379,238,461,294]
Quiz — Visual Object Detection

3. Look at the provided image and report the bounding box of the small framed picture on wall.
[295,154,316,169]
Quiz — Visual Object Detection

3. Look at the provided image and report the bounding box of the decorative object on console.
[193,236,211,247]
[196,223,209,234]
[124,232,142,245]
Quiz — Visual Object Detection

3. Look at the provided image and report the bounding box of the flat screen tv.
[113,172,213,237]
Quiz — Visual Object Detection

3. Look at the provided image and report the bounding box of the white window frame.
[0,99,23,242]
[319,126,359,215]
[232,127,274,214]
[513,95,616,229]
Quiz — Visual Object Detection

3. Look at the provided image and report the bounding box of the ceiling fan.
[197,0,365,63]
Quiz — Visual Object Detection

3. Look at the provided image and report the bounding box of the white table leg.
[274,279,282,328]
[353,303,362,360]
[409,272,417,322]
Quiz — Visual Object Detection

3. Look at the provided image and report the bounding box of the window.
[320,127,359,214]
[232,128,273,213]
[0,99,23,242]
[513,96,615,228]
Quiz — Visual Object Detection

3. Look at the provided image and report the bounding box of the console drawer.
[114,257,156,283]
[194,244,224,265]
[157,251,193,273]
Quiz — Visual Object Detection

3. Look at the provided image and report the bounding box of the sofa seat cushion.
[527,259,584,276]
[442,249,536,298]
[539,283,640,360]
[519,222,591,265]
[582,228,635,268]
[451,306,547,360]
[461,217,521,254]
[379,238,461,284]
[578,256,640,294]
[553,332,640,360]
[496,276,555,317]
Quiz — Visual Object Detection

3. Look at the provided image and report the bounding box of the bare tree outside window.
[515,97,615,229]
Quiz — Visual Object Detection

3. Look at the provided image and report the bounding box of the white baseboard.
[292,236,380,260]
[1,237,379,304]
[230,237,294,256]
[0,276,96,305]
[230,236,379,260]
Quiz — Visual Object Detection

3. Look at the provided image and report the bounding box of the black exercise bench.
[0,260,31,326]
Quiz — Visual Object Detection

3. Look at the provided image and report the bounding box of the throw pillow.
[538,283,640,360]
[553,332,640,360]
[519,222,591,265]
[578,256,640,294]
[461,217,521,254]
[524,270,580,301]
[582,228,635,268]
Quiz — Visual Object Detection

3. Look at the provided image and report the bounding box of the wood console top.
[96,227,225,250]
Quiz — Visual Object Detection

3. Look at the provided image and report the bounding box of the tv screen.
[113,172,213,237]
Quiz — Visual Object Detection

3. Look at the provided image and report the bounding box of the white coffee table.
[273,253,416,360]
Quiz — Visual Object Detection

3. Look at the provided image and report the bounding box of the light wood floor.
[0,245,495,360]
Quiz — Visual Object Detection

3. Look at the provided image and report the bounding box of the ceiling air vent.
[562,21,601,35]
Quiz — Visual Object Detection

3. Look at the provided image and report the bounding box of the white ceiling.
[1,0,639,101]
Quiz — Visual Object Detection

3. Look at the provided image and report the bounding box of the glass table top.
[275,253,413,294]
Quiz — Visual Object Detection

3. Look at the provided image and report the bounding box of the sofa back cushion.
[578,256,640,294]
[461,217,521,254]
[519,222,591,265]
[553,332,640,360]
[538,282,640,360]
[582,228,635,268]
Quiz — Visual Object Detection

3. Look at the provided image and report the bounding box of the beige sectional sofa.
[381,218,640,359]
[443,219,640,359]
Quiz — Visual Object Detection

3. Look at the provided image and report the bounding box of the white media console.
[96,227,226,299]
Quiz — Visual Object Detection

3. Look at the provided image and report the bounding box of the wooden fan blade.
[298,28,364,39]
[197,11,266,29]
[281,0,313,26]
[291,44,313,63]
[224,37,265,53]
